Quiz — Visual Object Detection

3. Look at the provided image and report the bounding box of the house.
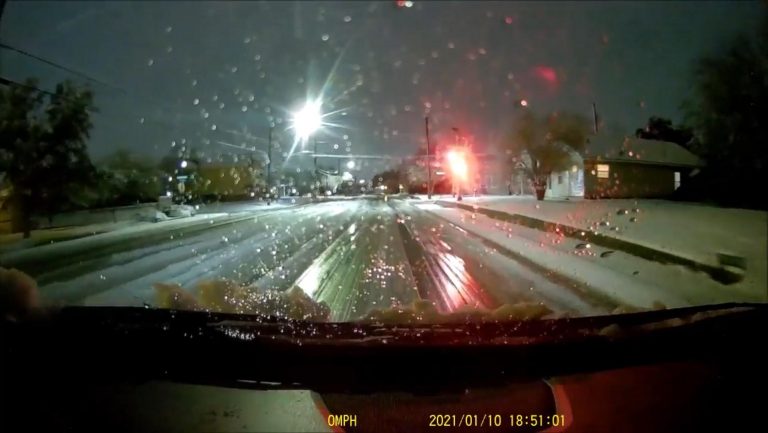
[546,135,703,199]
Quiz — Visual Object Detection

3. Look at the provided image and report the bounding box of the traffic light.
[446,150,468,180]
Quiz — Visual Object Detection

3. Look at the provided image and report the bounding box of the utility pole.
[313,136,319,195]
[313,137,318,175]
[452,127,460,146]
[592,102,599,134]
[425,116,432,199]
[267,124,273,202]
[0,0,7,27]
[0,0,7,33]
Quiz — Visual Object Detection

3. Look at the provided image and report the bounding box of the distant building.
[546,136,703,199]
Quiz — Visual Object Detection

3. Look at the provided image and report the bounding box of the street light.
[291,98,325,196]
[180,160,188,168]
[292,99,322,143]
[346,160,355,170]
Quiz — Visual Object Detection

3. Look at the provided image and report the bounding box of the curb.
[434,200,743,285]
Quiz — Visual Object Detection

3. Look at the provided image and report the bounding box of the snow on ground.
[0,200,293,255]
[415,194,767,300]
[76,201,362,308]
[0,212,238,266]
[415,202,765,309]
[0,220,137,253]
[395,201,606,316]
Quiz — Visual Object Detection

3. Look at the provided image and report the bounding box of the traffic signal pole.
[425,116,432,199]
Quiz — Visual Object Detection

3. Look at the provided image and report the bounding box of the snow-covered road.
[32,198,757,321]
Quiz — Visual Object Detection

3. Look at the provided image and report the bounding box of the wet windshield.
[0,1,765,324]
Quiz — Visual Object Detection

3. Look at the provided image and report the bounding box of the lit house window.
[674,171,681,190]
[596,164,610,179]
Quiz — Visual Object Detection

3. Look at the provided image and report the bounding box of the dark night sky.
[0,1,763,175]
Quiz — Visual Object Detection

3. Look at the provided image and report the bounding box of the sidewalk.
[423,195,766,293]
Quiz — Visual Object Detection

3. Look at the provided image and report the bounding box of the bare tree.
[505,110,590,200]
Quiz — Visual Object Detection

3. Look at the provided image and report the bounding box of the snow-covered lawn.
[412,194,767,300]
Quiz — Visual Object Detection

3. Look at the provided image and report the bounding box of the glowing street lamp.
[346,160,355,170]
[291,99,322,143]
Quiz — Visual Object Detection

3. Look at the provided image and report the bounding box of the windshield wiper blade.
[28,302,763,344]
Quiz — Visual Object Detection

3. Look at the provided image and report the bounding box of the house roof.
[582,135,703,167]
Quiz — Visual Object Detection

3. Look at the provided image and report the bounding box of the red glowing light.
[446,150,468,180]
[534,66,558,84]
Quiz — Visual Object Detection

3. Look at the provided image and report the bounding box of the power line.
[0,42,126,94]
[0,42,254,134]
[0,75,54,96]
[0,43,289,155]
